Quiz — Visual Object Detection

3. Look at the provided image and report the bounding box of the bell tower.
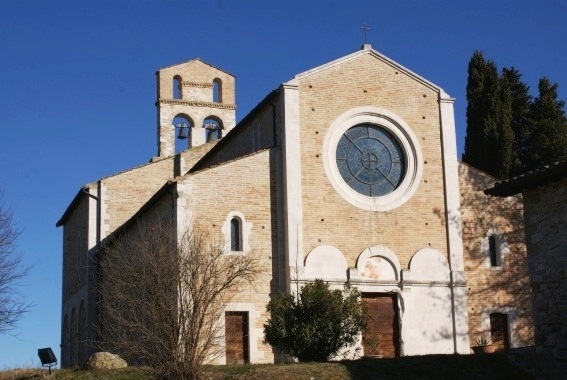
[155,59,236,157]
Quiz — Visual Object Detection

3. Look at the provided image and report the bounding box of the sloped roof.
[157,58,235,77]
[188,88,281,173]
[484,160,567,197]
[100,180,177,246]
[56,155,173,227]
[56,187,89,227]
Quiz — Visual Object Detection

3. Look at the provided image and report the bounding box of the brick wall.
[459,162,534,348]
[297,53,448,268]
[157,59,235,104]
[192,96,280,171]
[185,149,276,363]
[101,158,174,233]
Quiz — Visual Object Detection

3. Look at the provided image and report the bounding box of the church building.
[57,45,534,366]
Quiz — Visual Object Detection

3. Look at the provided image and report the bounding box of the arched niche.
[355,245,401,281]
[304,245,348,280]
[173,75,182,99]
[408,248,450,282]
[213,78,222,103]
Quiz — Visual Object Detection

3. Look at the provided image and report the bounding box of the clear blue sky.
[1,0,565,369]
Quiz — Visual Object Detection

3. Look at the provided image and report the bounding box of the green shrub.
[263,279,365,362]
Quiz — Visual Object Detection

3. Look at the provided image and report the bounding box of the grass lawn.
[0,354,533,380]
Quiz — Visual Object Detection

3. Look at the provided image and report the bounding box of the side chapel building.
[57,45,534,366]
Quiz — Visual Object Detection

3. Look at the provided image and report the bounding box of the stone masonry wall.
[459,162,534,348]
[523,177,567,370]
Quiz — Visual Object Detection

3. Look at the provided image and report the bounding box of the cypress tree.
[493,75,514,178]
[525,78,567,169]
[462,51,486,168]
[463,51,514,178]
[501,67,532,175]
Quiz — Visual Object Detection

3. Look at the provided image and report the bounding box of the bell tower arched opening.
[204,116,223,143]
[173,114,194,154]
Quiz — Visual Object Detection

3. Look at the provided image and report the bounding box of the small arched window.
[223,212,250,254]
[231,217,242,251]
[173,75,182,99]
[213,78,222,103]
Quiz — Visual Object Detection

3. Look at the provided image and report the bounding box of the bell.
[207,128,222,142]
[176,124,189,140]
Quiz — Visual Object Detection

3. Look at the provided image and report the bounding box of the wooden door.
[362,293,400,358]
[490,313,510,351]
[225,311,249,364]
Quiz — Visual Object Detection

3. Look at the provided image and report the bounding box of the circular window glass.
[336,124,406,197]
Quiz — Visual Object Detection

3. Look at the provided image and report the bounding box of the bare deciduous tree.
[98,216,261,379]
[0,192,30,334]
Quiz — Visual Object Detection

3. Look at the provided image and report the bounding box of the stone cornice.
[181,81,213,88]
[157,99,236,110]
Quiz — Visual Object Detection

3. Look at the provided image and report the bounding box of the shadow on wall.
[434,163,534,348]
[403,248,456,355]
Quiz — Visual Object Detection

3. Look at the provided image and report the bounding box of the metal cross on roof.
[361,23,371,44]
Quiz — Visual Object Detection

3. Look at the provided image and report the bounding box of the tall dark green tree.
[493,73,514,178]
[501,67,532,175]
[463,51,514,178]
[523,77,567,170]
[463,51,567,176]
[462,51,487,167]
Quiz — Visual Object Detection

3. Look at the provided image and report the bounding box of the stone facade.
[523,177,567,361]
[58,46,535,366]
[459,162,534,350]
[523,177,567,378]
[486,164,567,378]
